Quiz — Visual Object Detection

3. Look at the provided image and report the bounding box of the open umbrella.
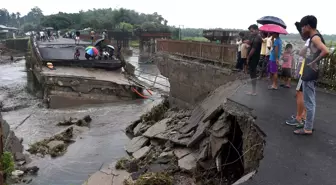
[85,46,95,51]
[86,47,99,56]
[257,16,286,29]
[259,24,288,35]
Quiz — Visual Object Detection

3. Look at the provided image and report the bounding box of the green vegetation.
[182,37,209,42]
[2,151,15,176]
[115,157,131,170]
[0,7,171,33]
[134,172,173,185]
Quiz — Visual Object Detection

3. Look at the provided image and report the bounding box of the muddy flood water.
[1,49,169,185]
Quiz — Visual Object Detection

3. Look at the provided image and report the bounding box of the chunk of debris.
[125,136,149,154]
[132,146,151,159]
[27,125,88,157]
[57,115,92,127]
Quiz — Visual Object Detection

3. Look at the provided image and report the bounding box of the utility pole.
[178,25,184,40]
[0,114,4,185]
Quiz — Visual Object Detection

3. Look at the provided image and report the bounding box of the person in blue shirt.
[268,32,282,89]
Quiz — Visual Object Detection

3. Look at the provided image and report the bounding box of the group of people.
[37,30,60,42]
[236,15,329,135]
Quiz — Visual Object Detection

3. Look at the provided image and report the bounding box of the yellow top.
[299,59,305,75]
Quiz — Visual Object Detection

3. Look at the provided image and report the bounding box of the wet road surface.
[38,38,90,60]
[231,80,336,185]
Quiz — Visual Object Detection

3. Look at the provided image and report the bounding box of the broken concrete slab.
[187,120,211,147]
[180,105,205,134]
[232,171,256,185]
[111,167,132,185]
[201,80,244,123]
[159,151,174,158]
[133,146,151,159]
[210,135,228,158]
[125,136,149,154]
[173,148,192,159]
[143,118,170,138]
[178,153,197,171]
[133,122,143,136]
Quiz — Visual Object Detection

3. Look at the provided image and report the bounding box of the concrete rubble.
[86,80,266,185]
[1,113,39,184]
[27,115,92,157]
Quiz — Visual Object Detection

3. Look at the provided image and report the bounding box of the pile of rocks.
[27,115,91,157]
[115,80,266,185]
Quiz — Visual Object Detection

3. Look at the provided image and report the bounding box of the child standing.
[281,44,294,88]
[240,37,250,74]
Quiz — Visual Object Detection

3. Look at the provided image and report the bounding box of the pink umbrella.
[259,24,288,35]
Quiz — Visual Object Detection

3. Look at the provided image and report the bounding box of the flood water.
[1,48,169,185]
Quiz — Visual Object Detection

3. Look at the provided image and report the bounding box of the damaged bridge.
[26,37,143,108]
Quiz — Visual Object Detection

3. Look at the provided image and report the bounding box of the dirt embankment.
[104,80,266,185]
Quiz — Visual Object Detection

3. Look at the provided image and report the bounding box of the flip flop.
[268,86,278,90]
[293,128,313,135]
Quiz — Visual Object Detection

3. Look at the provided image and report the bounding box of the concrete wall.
[154,53,242,107]
[5,38,29,51]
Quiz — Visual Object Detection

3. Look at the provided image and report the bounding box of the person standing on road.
[235,32,244,70]
[75,30,80,45]
[90,31,95,45]
[246,24,262,96]
[268,32,282,90]
[294,15,329,135]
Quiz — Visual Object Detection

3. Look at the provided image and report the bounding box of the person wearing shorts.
[285,30,310,127]
[268,32,282,90]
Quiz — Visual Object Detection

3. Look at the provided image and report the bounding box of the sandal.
[268,85,278,90]
[296,123,304,129]
[294,128,313,135]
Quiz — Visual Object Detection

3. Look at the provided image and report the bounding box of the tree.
[0,8,10,25]
[117,22,133,31]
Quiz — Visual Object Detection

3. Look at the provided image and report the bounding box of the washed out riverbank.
[1,48,169,185]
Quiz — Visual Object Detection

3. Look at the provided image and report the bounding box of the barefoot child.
[281,44,293,88]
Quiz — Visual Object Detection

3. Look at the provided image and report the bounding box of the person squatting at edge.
[293,15,329,135]
[246,24,262,96]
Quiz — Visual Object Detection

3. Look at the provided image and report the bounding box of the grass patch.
[115,157,131,170]
[134,172,173,185]
[2,151,15,175]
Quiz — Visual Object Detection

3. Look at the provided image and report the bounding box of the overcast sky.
[2,0,334,34]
